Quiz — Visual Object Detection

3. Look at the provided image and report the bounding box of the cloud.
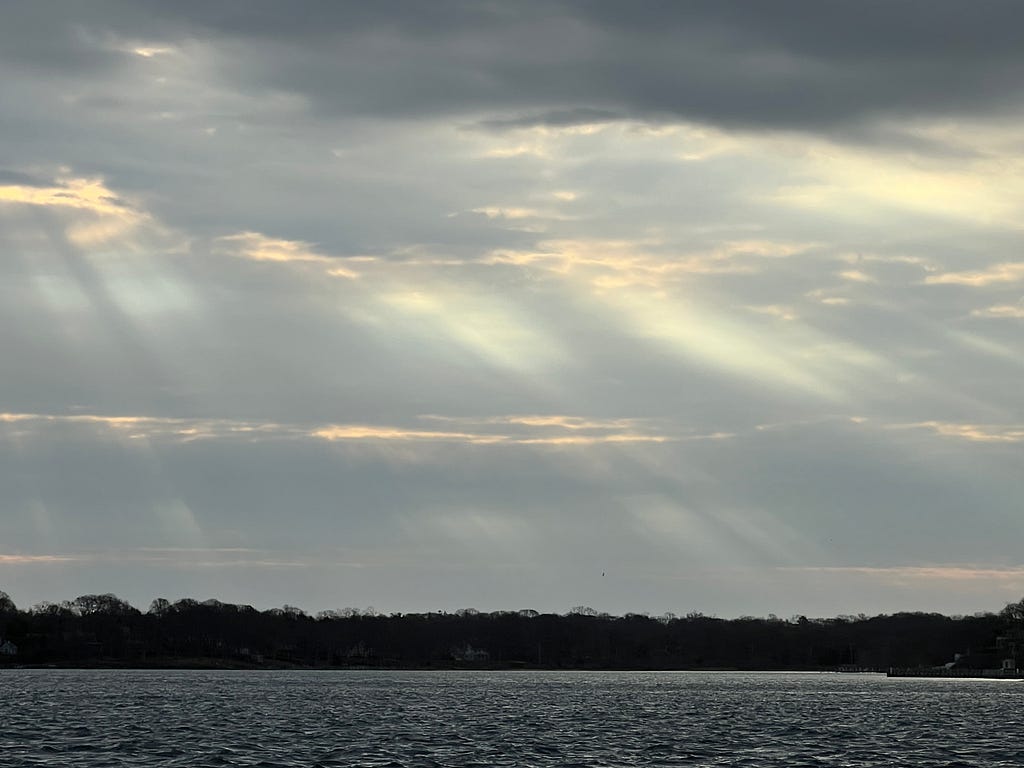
[481,238,809,291]
[925,262,1024,286]
[424,414,648,431]
[0,412,292,443]
[0,411,677,447]
[786,564,1024,585]
[0,554,76,564]
[215,232,363,277]
[971,304,1024,318]
[308,420,677,447]
[0,176,135,216]
[0,176,151,246]
[0,169,52,186]
[6,1,1024,137]
[1,3,1023,617]
[891,421,1024,443]
[0,548,344,570]
[765,563,1024,609]
[839,270,877,284]
[744,305,798,321]
[311,425,499,445]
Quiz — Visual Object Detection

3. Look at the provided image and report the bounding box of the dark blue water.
[2,670,1023,766]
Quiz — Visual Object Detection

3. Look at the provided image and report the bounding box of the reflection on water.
[2,670,1023,766]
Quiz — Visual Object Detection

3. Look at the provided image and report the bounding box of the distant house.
[0,639,17,656]
[947,650,1001,671]
[451,644,490,662]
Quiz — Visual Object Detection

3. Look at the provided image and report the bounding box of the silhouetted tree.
[0,591,16,614]
[148,598,172,615]
[1000,597,1024,624]
[0,591,1010,670]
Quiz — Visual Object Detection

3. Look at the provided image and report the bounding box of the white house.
[0,639,17,656]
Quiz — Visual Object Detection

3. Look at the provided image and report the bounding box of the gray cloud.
[7,1,1024,133]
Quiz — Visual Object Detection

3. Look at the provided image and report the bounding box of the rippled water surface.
[3,670,1024,766]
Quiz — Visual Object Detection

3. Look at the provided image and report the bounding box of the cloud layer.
[1,2,1022,617]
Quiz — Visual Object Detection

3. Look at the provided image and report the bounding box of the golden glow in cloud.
[422,414,648,431]
[312,425,501,444]
[0,554,75,564]
[786,564,1024,585]
[131,45,174,58]
[892,421,1024,443]
[0,177,132,216]
[925,262,1024,287]
[311,424,672,446]
[470,206,569,221]
[471,120,739,166]
[0,176,148,246]
[0,411,678,447]
[839,270,877,284]
[0,549,344,570]
[971,304,1024,318]
[216,232,361,278]
[483,238,808,291]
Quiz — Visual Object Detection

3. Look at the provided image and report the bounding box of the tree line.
[1,591,1021,670]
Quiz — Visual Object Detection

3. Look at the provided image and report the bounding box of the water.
[2,670,1023,766]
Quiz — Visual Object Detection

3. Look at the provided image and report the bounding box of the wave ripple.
[2,670,1023,767]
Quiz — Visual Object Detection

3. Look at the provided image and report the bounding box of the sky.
[2,1,1023,618]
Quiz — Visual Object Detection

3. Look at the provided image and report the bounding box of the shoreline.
[2,660,881,672]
